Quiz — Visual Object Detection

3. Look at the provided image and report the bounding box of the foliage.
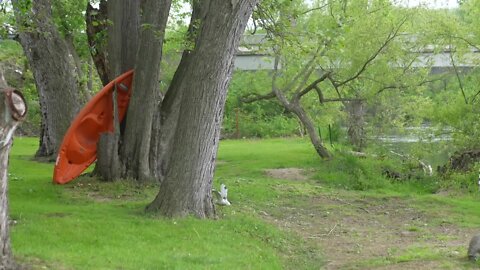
[51,0,90,58]
[0,40,39,135]
[224,71,299,138]
[232,0,444,151]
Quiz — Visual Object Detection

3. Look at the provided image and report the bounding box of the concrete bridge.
[234,34,480,74]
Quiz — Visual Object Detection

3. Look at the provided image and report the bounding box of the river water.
[373,126,454,169]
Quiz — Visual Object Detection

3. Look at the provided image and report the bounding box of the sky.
[395,0,459,8]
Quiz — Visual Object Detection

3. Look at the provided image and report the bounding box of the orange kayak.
[53,70,134,184]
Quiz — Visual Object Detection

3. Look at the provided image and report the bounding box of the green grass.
[0,40,23,62]
[7,137,480,269]
[8,138,322,269]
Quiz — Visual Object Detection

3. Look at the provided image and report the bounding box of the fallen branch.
[307,223,338,238]
[330,196,370,214]
[389,150,433,176]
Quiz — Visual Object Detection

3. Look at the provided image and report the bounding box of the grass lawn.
[7,137,480,269]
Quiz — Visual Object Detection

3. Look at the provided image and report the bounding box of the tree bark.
[290,102,331,158]
[87,57,93,94]
[106,0,139,79]
[96,87,121,181]
[120,0,171,181]
[146,0,259,218]
[267,54,332,159]
[0,68,27,270]
[150,56,190,183]
[65,34,91,103]
[345,99,366,152]
[85,0,109,86]
[93,0,140,181]
[13,0,82,158]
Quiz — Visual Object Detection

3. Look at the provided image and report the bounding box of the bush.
[312,150,441,193]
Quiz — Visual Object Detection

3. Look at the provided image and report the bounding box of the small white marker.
[478,173,480,192]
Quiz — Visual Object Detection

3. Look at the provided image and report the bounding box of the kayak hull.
[53,70,134,184]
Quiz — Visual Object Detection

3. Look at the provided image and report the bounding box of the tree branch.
[327,75,345,104]
[334,16,407,88]
[283,46,322,93]
[449,48,468,104]
[272,54,292,109]
[444,34,480,52]
[313,85,360,104]
[296,71,332,99]
[375,78,443,94]
[299,4,329,16]
[314,85,325,103]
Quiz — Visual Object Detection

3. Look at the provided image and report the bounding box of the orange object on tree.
[53,70,134,184]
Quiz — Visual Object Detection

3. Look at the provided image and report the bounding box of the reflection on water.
[372,126,454,169]
[377,135,451,143]
[375,126,452,143]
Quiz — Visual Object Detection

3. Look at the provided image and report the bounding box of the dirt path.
[261,183,477,269]
[266,195,475,269]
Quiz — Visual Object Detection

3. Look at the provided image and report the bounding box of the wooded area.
[2,0,480,269]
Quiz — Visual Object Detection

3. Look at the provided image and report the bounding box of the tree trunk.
[0,68,27,270]
[93,0,140,181]
[106,0,139,79]
[65,34,91,103]
[345,99,366,152]
[120,0,171,181]
[87,57,93,94]
[96,87,121,181]
[85,0,109,86]
[150,57,190,183]
[13,0,81,158]
[146,0,259,218]
[290,102,331,159]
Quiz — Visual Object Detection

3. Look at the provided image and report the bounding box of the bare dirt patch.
[65,176,157,203]
[261,193,477,269]
[16,256,72,270]
[265,168,308,181]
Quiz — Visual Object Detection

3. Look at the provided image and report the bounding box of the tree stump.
[0,67,27,269]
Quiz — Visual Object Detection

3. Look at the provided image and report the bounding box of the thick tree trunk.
[121,0,171,181]
[146,0,259,218]
[13,0,81,158]
[345,99,366,152]
[106,0,139,79]
[150,61,188,183]
[94,0,140,181]
[0,69,27,270]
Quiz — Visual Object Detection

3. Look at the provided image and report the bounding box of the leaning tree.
[243,0,429,154]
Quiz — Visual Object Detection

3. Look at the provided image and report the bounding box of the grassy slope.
[7,137,480,269]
